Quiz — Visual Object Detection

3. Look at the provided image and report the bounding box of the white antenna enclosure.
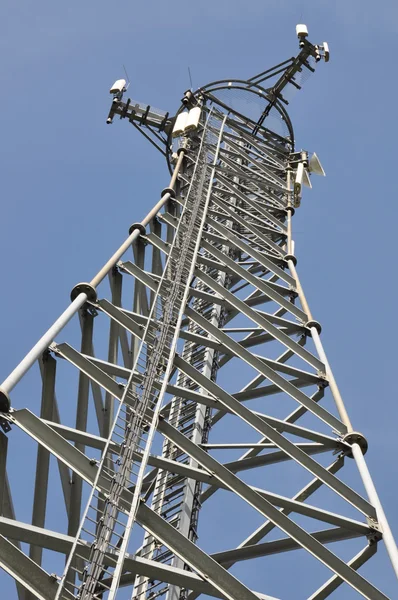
[110,79,127,94]
[172,112,189,138]
[302,167,312,189]
[296,24,309,38]
[185,107,201,132]
[294,162,304,195]
[309,152,326,176]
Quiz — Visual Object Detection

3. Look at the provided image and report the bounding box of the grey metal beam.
[211,527,364,564]
[219,137,287,187]
[30,352,57,567]
[224,444,333,471]
[183,308,345,434]
[133,237,150,317]
[137,502,261,600]
[10,408,138,515]
[252,353,320,383]
[234,378,314,401]
[155,419,384,598]
[103,268,123,437]
[167,380,336,447]
[206,204,285,259]
[308,544,378,600]
[11,409,104,489]
[251,310,304,334]
[118,259,158,295]
[130,235,150,374]
[218,148,286,190]
[210,193,286,256]
[102,557,233,599]
[194,268,319,370]
[120,258,231,311]
[42,420,216,486]
[252,412,338,445]
[80,354,135,381]
[237,386,325,463]
[215,162,283,197]
[2,475,27,600]
[38,359,72,514]
[174,353,373,516]
[217,154,285,193]
[223,126,287,168]
[78,355,221,415]
[201,239,305,320]
[106,291,304,375]
[212,342,305,426]
[200,390,326,507]
[149,217,163,308]
[0,535,57,600]
[118,323,132,369]
[219,458,345,576]
[67,308,94,596]
[50,343,124,401]
[82,350,319,442]
[251,486,370,534]
[205,215,294,285]
[98,298,224,354]
[0,517,280,600]
[97,298,146,342]
[159,209,289,285]
[88,378,105,434]
[35,419,366,534]
[0,517,74,555]
[211,189,284,236]
[43,421,119,453]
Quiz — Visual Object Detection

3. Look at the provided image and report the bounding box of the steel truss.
[0,28,397,600]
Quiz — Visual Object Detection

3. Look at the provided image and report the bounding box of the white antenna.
[123,64,131,91]
[294,162,304,196]
[309,152,326,176]
[302,167,312,188]
[188,67,193,92]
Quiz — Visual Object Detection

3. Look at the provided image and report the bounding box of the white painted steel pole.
[352,443,398,579]
[0,293,88,395]
[310,326,353,431]
[286,169,293,256]
[0,148,186,399]
[287,258,313,322]
[90,148,186,288]
[287,252,398,580]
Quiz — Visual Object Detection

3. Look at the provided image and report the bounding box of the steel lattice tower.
[0,26,397,600]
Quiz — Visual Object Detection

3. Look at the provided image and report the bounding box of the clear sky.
[0,1,397,598]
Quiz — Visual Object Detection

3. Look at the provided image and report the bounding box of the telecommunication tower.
[0,25,396,600]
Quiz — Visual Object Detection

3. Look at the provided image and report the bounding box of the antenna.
[188,66,193,91]
[309,152,326,176]
[123,64,131,91]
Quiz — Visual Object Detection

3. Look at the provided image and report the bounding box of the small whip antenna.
[123,64,131,91]
[188,66,193,91]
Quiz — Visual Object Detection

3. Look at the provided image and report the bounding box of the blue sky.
[0,1,397,598]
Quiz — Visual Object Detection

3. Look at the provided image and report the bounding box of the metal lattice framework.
[0,28,397,600]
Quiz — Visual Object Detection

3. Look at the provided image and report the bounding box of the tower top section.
[106,24,329,163]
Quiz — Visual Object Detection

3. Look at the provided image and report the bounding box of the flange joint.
[161,187,176,199]
[342,431,368,457]
[307,320,322,334]
[129,223,146,236]
[70,283,98,303]
[284,254,297,266]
